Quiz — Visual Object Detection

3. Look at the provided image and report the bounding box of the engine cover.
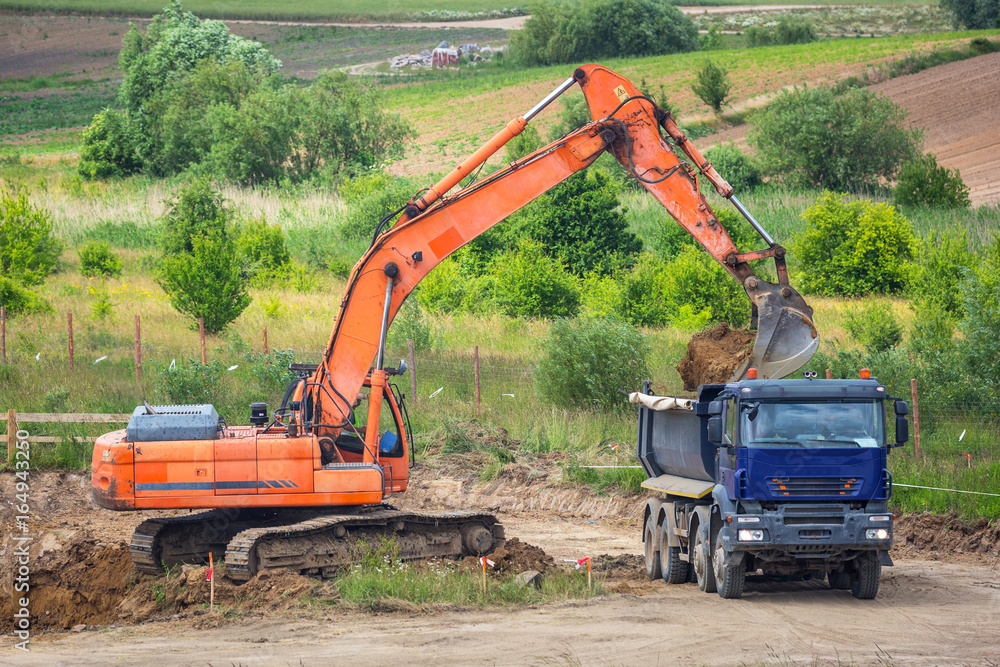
[126,404,221,442]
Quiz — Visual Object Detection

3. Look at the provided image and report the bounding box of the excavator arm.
[305,65,818,451]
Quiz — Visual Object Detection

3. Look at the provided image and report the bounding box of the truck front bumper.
[722,506,893,560]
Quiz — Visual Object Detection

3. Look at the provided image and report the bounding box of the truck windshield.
[740,400,884,448]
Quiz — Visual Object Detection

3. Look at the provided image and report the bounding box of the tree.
[893,154,970,208]
[158,230,251,334]
[78,108,142,179]
[510,0,698,66]
[940,0,999,29]
[749,87,922,192]
[486,239,581,319]
[521,171,641,277]
[704,143,761,192]
[0,189,62,287]
[157,181,249,333]
[692,60,732,112]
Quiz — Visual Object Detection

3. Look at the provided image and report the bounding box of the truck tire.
[828,570,851,590]
[643,516,662,581]
[693,524,717,594]
[850,551,881,600]
[658,522,689,584]
[713,541,745,599]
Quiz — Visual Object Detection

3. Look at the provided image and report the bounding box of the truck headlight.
[738,529,764,541]
[865,528,890,540]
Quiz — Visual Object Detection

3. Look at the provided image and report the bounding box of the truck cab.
[638,372,908,599]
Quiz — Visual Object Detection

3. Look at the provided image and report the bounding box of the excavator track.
[224,509,505,581]
[130,509,247,575]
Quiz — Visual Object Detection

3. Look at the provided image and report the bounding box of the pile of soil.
[893,513,1000,561]
[676,323,754,391]
[461,538,555,574]
[0,536,133,631]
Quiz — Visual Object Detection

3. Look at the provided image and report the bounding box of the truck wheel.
[643,516,662,581]
[693,524,717,594]
[850,551,881,600]
[713,541,745,599]
[828,570,851,590]
[658,522,689,584]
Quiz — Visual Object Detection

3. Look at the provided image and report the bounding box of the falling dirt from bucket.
[676,323,754,392]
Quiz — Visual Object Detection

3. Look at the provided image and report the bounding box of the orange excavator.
[92,64,818,579]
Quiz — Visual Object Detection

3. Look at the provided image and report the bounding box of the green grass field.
[0,0,938,22]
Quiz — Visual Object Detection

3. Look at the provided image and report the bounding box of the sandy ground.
[1,471,999,665]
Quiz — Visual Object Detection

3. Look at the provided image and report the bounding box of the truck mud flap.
[725,550,745,568]
[878,550,894,567]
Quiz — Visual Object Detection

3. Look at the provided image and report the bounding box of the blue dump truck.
[636,371,909,599]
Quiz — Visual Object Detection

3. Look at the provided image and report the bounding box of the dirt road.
[2,472,1000,665]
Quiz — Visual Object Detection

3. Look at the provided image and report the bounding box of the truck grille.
[767,477,862,497]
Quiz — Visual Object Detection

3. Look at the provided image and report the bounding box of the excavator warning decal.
[614,85,628,103]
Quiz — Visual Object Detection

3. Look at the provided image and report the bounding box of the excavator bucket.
[732,280,819,381]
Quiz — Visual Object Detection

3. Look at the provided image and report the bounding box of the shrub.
[43,387,71,412]
[844,302,903,353]
[487,239,581,319]
[78,108,142,180]
[704,143,762,193]
[238,217,291,280]
[0,276,51,318]
[775,19,818,45]
[958,237,1000,382]
[511,0,697,66]
[417,257,475,314]
[547,94,591,141]
[158,358,224,404]
[792,192,915,296]
[158,231,251,334]
[90,287,114,320]
[387,297,433,352]
[0,189,62,287]
[691,60,732,112]
[78,241,124,277]
[893,154,970,208]
[338,172,415,242]
[504,124,543,163]
[909,227,974,316]
[520,171,640,276]
[940,0,999,29]
[615,248,747,328]
[749,87,922,192]
[291,71,414,176]
[160,179,232,255]
[535,316,649,409]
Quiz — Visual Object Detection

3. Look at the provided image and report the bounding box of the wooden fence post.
[67,313,74,371]
[474,345,481,415]
[408,339,416,400]
[825,368,832,380]
[199,318,207,365]
[134,315,142,382]
[7,409,15,462]
[1,305,6,364]
[910,378,921,460]
[263,326,269,367]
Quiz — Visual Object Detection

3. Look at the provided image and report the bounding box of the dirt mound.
[0,535,132,631]
[893,513,1000,561]
[676,323,754,391]
[462,537,555,574]
[119,565,327,624]
[591,553,644,573]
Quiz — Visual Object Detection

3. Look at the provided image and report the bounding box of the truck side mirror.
[894,400,909,416]
[707,416,724,444]
[894,415,909,446]
[708,401,724,416]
